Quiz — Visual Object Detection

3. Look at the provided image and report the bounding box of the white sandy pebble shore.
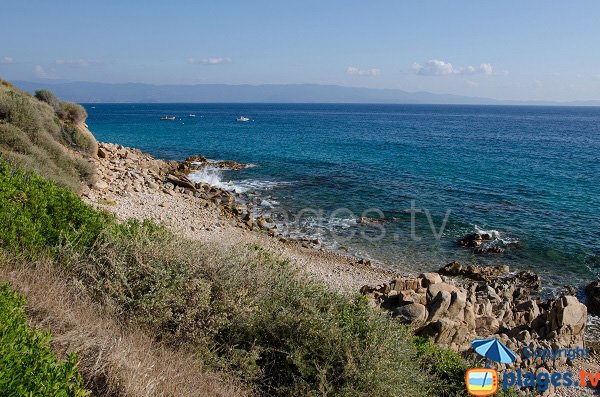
[83,143,397,294]
[82,143,600,397]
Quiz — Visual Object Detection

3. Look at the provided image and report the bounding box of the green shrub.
[0,161,108,255]
[58,102,87,124]
[0,163,431,395]
[415,337,468,396]
[0,282,89,396]
[223,263,430,396]
[61,122,97,156]
[0,88,47,136]
[35,89,60,112]
[65,222,432,396]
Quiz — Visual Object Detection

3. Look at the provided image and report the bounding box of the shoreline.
[84,142,397,294]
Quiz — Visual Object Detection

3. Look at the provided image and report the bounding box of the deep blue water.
[85,104,600,289]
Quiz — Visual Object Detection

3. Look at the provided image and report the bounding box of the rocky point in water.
[458,232,505,254]
[176,154,249,175]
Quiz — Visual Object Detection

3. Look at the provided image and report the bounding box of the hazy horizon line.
[11,79,600,106]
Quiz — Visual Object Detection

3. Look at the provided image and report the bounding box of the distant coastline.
[11,80,600,106]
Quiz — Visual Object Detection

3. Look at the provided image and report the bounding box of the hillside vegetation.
[0,80,96,191]
[0,81,510,396]
[0,164,434,396]
[0,282,89,396]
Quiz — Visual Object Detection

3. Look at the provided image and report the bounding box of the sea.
[84,103,600,292]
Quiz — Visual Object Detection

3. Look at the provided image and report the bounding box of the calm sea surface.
[85,104,600,291]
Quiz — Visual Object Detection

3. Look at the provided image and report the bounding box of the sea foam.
[188,166,289,194]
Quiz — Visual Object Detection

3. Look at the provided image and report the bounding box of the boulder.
[212,160,247,170]
[427,291,452,322]
[393,303,427,325]
[438,262,510,281]
[446,291,467,319]
[165,174,196,190]
[475,316,500,335]
[438,261,463,276]
[418,318,459,345]
[427,282,458,301]
[93,180,109,190]
[256,217,268,229]
[515,271,541,291]
[485,285,502,301]
[399,290,427,305]
[463,301,477,330]
[553,296,587,335]
[515,300,541,322]
[391,277,421,292]
[420,272,442,287]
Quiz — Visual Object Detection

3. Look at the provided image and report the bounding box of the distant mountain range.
[11,80,600,106]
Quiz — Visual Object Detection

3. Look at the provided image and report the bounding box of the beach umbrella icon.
[472,338,517,365]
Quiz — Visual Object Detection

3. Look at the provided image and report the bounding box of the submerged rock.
[457,229,516,254]
[458,232,492,248]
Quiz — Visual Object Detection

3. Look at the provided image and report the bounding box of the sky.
[1,0,600,102]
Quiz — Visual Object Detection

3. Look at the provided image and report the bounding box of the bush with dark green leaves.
[0,282,89,396]
[0,161,108,255]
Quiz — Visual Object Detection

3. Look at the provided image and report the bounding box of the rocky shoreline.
[83,143,395,292]
[361,263,586,367]
[83,142,599,396]
[88,143,325,248]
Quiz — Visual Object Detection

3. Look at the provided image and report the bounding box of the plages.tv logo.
[465,338,516,396]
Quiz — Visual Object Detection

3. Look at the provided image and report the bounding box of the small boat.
[160,116,176,121]
[188,114,196,117]
[237,116,250,122]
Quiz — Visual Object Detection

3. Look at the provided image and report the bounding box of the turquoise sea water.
[85,104,600,290]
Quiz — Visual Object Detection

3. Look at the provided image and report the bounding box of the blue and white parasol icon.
[472,338,517,366]
[470,338,517,393]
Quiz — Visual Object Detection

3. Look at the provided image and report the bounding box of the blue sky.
[1,0,599,101]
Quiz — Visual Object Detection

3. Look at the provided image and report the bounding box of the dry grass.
[0,258,247,397]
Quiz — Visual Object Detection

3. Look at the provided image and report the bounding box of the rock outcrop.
[175,155,249,176]
[458,232,493,248]
[361,263,587,370]
[84,143,279,237]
